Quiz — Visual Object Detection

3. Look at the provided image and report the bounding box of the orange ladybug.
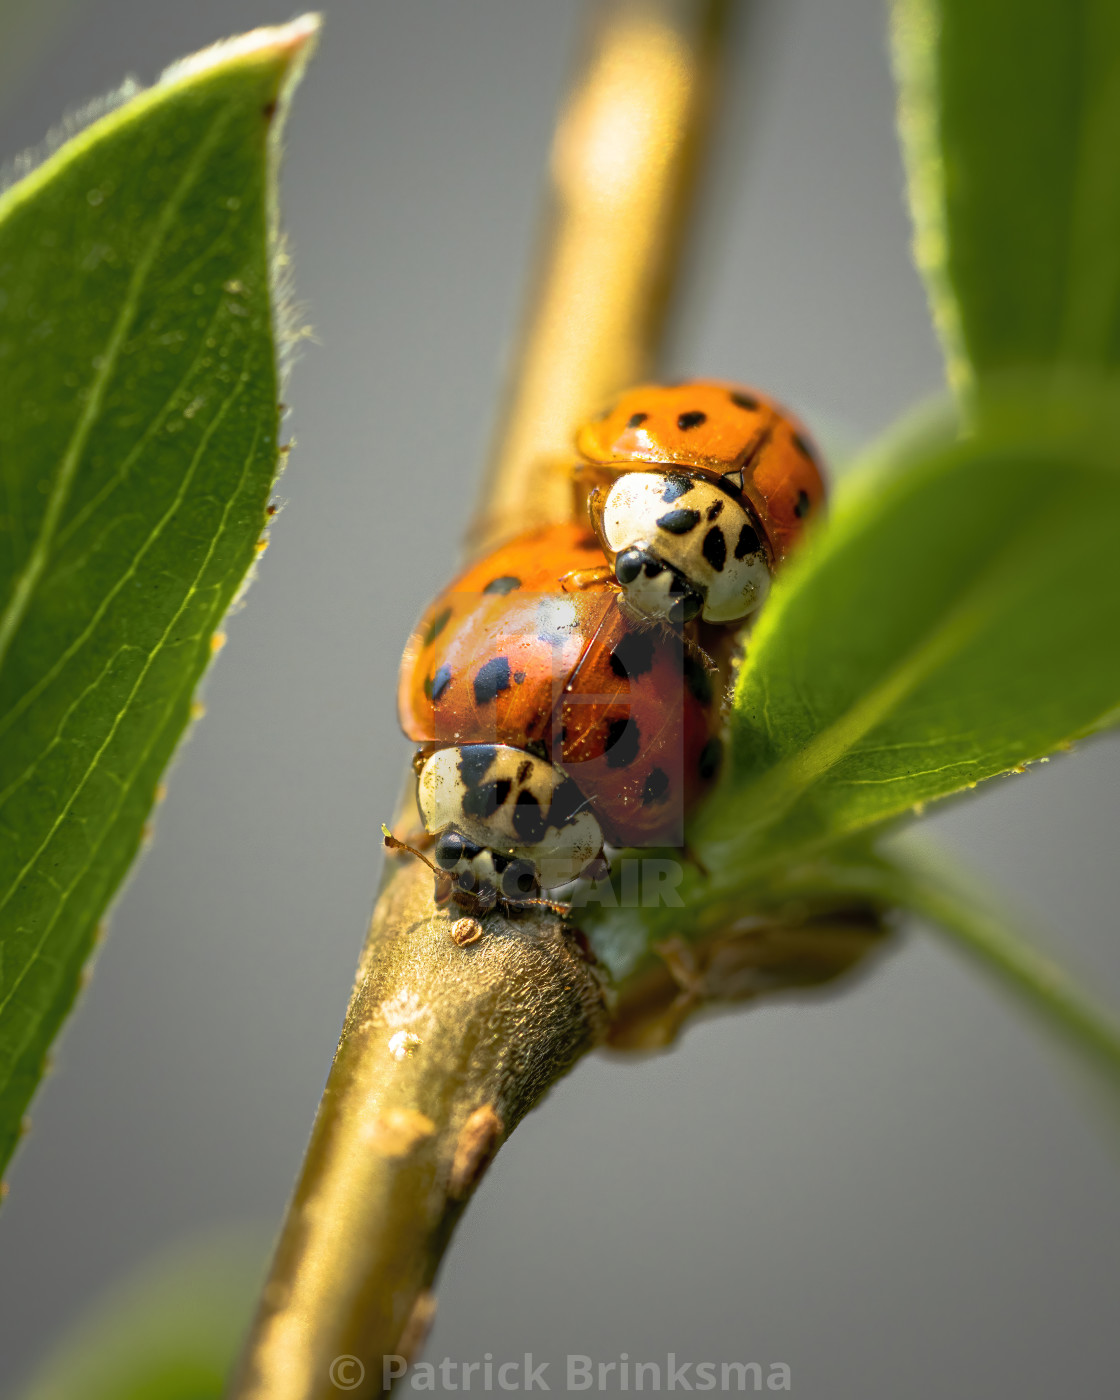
[575,381,825,623]
[398,521,724,906]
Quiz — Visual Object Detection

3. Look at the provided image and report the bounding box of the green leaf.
[689,381,1120,884]
[892,0,1120,388]
[0,18,318,1179]
[13,1229,265,1400]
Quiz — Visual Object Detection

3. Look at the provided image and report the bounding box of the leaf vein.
[0,107,232,678]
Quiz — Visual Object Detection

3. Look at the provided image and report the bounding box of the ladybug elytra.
[397,521,725,907]
[394,381,825,911]
[576,381,825,624]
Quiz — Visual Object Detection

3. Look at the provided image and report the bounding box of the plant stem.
[470,0,728,556]
[231,4,728,1395]
[230,860,610,1400]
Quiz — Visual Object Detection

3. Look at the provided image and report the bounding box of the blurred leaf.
[0,18,318,1180]
[12,1229,264,1400]
[892,0,1120,389]
[687,381,1120,886]
[586,827,1120,1099]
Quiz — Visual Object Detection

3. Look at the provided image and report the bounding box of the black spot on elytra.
[513,669,526,684]
[706,499,724,522]
[424,607,452,647]
[794,490,811,519]
[735,522,764,559]
[511,789,546,844]
[683,653,713,706]
[626,411,648,429]
[516,759,532,784]
[660,473,692,503]
[642,768,671,805]
[548,777,585,828]
[792,431,817,463]
[657,507,701,535]
[473,656,512,705]
[608,631,656,679]
[677,410,707,431]
[605,717,641,768]
[698,736,723,781]
[483,575,521,595]
[702,526,727,572]
[462,778,512,820]
[458,745,499,788]
[426,664,452,702]
[730,390,759,411]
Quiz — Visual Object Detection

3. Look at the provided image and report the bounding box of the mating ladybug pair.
[394,381,825,913]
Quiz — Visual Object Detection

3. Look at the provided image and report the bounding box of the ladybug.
[574,381,826,624]
[397,521,725,907]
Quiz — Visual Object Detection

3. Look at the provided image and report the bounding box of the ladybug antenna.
[381,823,443,877]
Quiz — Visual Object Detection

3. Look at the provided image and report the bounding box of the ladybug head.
[589,469,771,625]
[578,380,827,576]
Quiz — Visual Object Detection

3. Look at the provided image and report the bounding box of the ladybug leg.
[635,608,718,675]
[681,631,717,675]
[453,882,497,917]
[559,563,616,593]
[502,891,572,917]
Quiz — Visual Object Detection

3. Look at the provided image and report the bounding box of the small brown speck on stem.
[398,1291,437,1363]
[450,916,484,946]
[449,1104,504,1200]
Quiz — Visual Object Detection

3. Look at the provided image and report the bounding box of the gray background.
[3,1,1120,1396]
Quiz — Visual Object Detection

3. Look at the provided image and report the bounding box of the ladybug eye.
[434,830,465,870]
[615,549,644,585]
[500,859,537,899]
